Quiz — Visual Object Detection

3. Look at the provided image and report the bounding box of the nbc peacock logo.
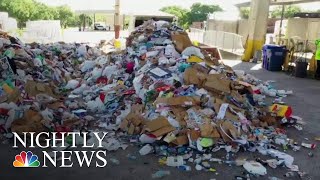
[13,151,40,168]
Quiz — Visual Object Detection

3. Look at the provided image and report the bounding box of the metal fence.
[189,28,245,55]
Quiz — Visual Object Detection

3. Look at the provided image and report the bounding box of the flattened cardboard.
[151,126,175,137]
[128,123,135,135]
[11,110,45,134]
[189,129,201,141]
[171,32,192,53]
[260,114,277,126]
[155,96,201,106]
[230,90,245,103]
[172,135,189,145]
[200,123,220,138]
[145,116,171,132]
[184,67,206,86]
[125,113,143,126]
[214,98,245,122]
[217,120,240,142]
[25,80,55,97]
[204,74,231,94]
[119,119,129,131]
[193,63,210,74]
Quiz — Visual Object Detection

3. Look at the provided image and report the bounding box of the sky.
[37,0,247,12]
[37,0,320,19]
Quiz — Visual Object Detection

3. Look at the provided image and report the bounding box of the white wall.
[23,20,62,43]
[207,19,249,46]
[0,12,18,33]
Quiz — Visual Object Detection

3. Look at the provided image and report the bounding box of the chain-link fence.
[189,28,245,55]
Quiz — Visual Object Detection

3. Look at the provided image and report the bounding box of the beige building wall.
[286,18,320,41]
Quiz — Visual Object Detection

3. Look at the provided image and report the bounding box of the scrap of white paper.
[217,103,229,120]
[150,67,168,77]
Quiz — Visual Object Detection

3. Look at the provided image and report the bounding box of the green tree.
[160,6,189,28]
[0,0,78,28]
[240,7,250,19]
[161,3,222,29]
[32,3,58,20]
[188,3,222,23]
[0,0,37,27]
[56,5,74,28]
[271,5,301,18]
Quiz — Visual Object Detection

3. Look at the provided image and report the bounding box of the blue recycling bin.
[262,45,286,71]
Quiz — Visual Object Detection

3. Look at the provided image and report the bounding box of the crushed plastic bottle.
[127,154,137,160]
[152,170,170,179]
[177,165,191,171]
[166,156,184,167]
[139,144,153,156]
[110,158,120,165]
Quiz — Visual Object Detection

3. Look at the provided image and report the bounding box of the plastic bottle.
[139,134,156,144]
[166,156,184,167]
[152,170,170,179]
[139,144,153,155]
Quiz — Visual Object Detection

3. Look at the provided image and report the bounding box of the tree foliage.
[160,6,189,28]
[271,5,302,18]
[239,7,250,19]
[160,3,222,29]
[0,0,79,28]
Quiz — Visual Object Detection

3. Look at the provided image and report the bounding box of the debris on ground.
[0,21,313,177]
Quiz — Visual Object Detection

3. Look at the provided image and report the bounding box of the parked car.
[94,24,106,31]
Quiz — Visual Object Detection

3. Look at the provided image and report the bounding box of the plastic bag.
[65,80,80,90]
[182,46,204,59]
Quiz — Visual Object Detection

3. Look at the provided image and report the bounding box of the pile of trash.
[0,21,311,178]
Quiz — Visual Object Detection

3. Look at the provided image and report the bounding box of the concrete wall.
[286,18,320,41]
[207,20,237,33]
[286,18,309,40]
[207,19,249,45]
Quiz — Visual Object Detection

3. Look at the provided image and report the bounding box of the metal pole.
[94,13,96,27]
[114,0,120,39]
[278,5,285,45]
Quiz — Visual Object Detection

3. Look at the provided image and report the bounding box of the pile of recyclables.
[0,20,309,178]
